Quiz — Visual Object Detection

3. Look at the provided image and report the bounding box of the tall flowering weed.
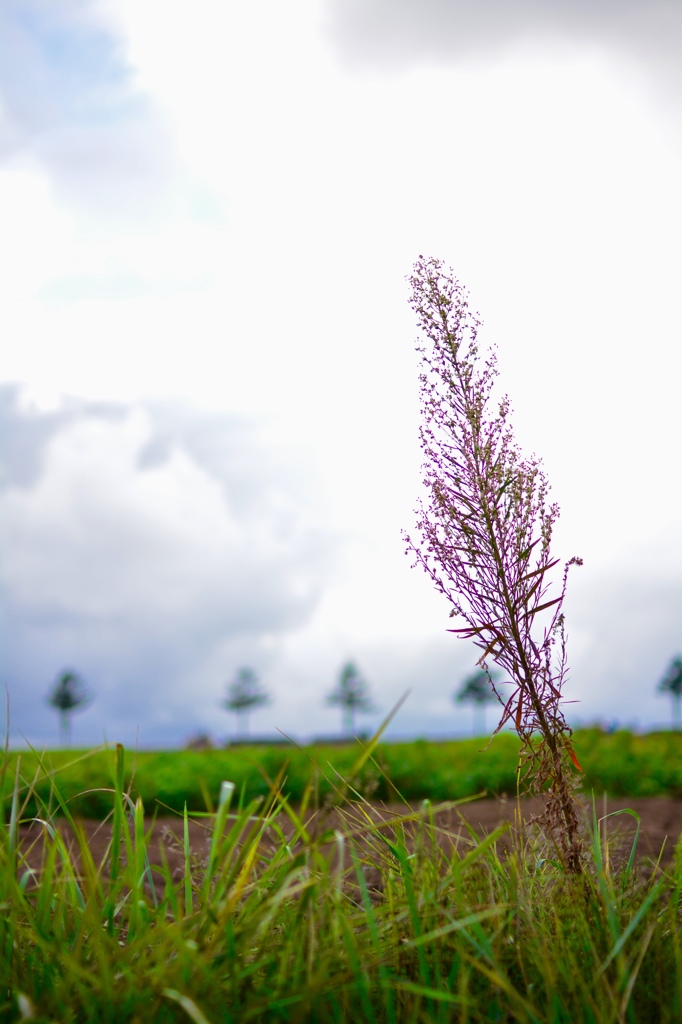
[404,255,584,872]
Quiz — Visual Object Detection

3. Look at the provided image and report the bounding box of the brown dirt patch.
[17,795,682,893]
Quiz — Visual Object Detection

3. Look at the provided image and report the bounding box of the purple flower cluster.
[404,256,583,871]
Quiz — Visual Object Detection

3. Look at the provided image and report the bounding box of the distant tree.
[658,656,682,729]
[327,661,375,737]
[222,668,270,740]
[455,668,499,736]
[46,669,91,748]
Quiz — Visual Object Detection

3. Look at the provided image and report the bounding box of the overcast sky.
[1,0,680,749]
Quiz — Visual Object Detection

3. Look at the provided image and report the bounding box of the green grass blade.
[183,801,193,916]
[162,988,213,1024]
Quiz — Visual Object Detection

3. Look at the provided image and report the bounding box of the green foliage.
[6,729,682,821]
[45,669,92,747]
[2,739,682,1022]
[658,655,682,728]
[455,669,500,736]
[326,661,375,736]
[455,670,499,706]
[659,656,682,696]
[221,668,270,739]
[577,728,682,797]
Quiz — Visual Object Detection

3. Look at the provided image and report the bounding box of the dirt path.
[18,795,682,887]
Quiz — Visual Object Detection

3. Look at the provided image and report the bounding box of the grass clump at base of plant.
[2,740,682,1023]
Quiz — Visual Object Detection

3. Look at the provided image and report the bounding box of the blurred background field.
[6,728,682,820]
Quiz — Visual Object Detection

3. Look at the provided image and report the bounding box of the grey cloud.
[566,568,682,728]
[3,392,677,749]
[356,564,682,741]
[324,0,681,97]
[0,384,126,489]
[136,400,323,524]
[0,394,338,747]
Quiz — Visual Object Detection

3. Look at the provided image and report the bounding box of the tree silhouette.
[658,656,682,729]
[455,668,499,736]
[326,661,374,737]
[222,668,270,740]
[46,670,91,748]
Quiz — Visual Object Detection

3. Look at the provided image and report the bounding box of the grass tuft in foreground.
[2,741,682,1023]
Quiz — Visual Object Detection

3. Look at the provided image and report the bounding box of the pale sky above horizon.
[1,0,680,748]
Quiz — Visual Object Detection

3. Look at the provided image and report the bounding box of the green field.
[3,731,682,1021]
[6,728,682,820]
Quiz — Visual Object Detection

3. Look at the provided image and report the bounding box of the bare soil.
[18,794,682,893]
